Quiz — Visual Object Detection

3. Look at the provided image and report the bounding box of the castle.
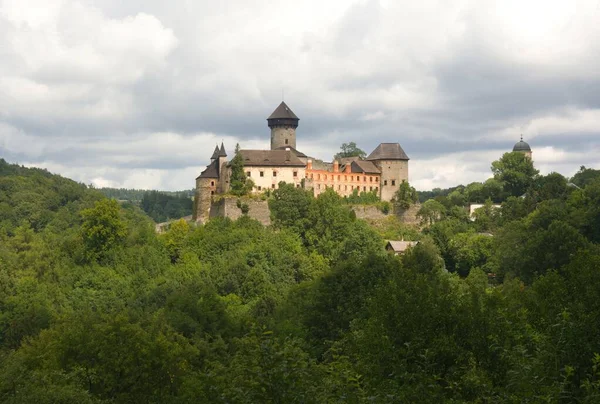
[193,102,410,223]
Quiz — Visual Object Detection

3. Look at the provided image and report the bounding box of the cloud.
[1,0,600,191]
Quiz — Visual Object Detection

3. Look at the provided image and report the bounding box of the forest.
[98,188,194,223]
[1,155,600,403]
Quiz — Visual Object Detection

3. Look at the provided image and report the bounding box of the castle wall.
[245,165,305,192]
[270,127,296,150]
[377,160,409,202]
[351,205,389,220]
[210,197,271,225]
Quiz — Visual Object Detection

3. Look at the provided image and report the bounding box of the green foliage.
[140,190,193,222]
[394,180,418,210]
[343,188,380,204]
[80,199,128,262]
[334,141,366,159]
[229,143,254,196]
[417,199,447,225]
[3,157,600,403]
[491,151,540,197]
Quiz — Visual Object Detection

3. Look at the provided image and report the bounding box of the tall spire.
[218,142,227,157]
[210,145,220,160]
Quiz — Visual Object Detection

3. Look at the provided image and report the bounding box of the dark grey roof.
[351,160,381,174]
[268,101,299,120]
[274,146,307,158]
[238,150,305,167]
[513,136,531,152]
[386,240,419,253]
[210,145,220,160]
[217,142,227,157]
[197,159,220,179]
[367,143,409,161]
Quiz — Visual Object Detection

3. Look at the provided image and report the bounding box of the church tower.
[268,101,299,150]
[513,135,532,159]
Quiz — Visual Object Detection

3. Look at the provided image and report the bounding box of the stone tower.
[367,143,410,202]
[512,135,532,159]
[268,101,299,150]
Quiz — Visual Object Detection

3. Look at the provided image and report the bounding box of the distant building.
[385,240,419,256]
[194,101,410,223]
[513,135,533,159]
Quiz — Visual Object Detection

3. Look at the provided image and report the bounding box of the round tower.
[267,101,299,150]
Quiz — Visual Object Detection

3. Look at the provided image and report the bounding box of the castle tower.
[268,101,299,150]
[367,143,410,202]
[513,135,532,159]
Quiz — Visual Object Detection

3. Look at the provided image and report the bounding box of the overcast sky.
[1,0,599,191]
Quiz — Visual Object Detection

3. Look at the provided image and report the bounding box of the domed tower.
[513,135,532,159]
[268,101,299,150]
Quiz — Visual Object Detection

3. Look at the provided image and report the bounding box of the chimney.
[307,159,312,170]
[333,160,339,173]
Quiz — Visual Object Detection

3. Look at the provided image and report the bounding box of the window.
[273,171,277,177]
[391,180,396,186]
[338,185,341,190]
[210,181,215,186]
[258,186,262,191]
[363,186,366,191]
[246,171,250,177]
[384,180,388,186]
[370,177,373,182]
[370,186,373,191]
[211,191,214,195]
[285,139,289,145]
[271,184,275,189]
[293,171,298,177]
[296,184,300,188]
[375,187,378,191]
[318,174,321,180]
[351,185,354,190]
[317,184,321,189]
[363,176,366,181]
[260,171,264,177]
[345,185,347,190]
[351,176,354,181]
[345,175,347,180]
[338,175,340,180]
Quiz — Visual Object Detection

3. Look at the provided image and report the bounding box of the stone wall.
[396,203,420,225]
[210,197,271,226]
[351,205,389,220]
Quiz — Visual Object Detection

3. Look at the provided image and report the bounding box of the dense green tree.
[491,152,539,197]
[393,180,418,210]
[80,199,128,261]
[229,143,254,196]
[417,199,446,225]
[334,142,366,159]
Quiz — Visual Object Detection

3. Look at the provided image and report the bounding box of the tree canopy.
[334,142,367,160]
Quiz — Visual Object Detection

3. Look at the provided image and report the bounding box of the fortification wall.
[210,197,271,226]
[396,203,420,225]
[351,205,389,220]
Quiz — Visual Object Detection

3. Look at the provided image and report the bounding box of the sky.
[1,0,599,191]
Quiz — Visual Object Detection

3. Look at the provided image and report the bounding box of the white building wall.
[244,166,305,192]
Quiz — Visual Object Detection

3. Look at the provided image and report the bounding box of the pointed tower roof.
[218,142,227,157]
[210,145,220,160]
[268,101,299,120]
[367,143,409,161]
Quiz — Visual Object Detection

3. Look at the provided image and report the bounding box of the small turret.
[210,145,220,161]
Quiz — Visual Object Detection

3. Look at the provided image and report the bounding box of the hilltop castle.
[193,102,410,223]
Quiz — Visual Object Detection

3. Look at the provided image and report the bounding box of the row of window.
[316,184,379,192]
[255,183,301,191]
[308,173,379,182]
[246,171,298,178]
